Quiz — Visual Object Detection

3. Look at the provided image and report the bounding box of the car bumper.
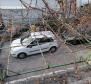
[10,54,17,57]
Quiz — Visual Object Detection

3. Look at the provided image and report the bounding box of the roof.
[31,31,55,38]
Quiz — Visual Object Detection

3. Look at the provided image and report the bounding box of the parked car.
[10,31,58,59]
[65,37,91,45]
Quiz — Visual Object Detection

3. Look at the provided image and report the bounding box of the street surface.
[0,40,91,81]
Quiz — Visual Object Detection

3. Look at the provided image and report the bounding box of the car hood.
[11,38,21,48]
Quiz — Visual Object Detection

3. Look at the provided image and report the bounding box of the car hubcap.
[50,47,56,52]
[19,54,25,58]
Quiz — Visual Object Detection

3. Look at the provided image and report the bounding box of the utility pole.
[88,0,89,4]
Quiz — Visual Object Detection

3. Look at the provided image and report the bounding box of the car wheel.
[49,46,57,53]
[17,53,27,59]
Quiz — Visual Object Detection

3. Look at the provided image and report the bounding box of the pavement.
[0,40,91,81]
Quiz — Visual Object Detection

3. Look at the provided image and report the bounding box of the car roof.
[31,31,55,39]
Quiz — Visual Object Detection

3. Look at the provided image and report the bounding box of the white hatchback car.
[10,31,58,59]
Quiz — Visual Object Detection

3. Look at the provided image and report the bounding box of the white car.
[10,31,58,59]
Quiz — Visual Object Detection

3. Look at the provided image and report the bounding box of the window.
[30,40,37,46]
[38,37,53,44]
[21,36,33,46]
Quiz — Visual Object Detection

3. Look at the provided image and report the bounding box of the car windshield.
[21,36,33,46]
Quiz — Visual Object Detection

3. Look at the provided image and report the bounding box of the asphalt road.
[0,40,91,81]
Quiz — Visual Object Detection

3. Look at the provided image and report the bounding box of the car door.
[38,38,51,52]
[27,39,40,55]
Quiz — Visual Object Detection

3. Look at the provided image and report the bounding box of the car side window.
[30,40,37,46]
[38,37,53,44]
[27,40,37,48]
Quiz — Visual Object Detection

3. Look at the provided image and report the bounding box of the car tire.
[49,46,57,53]
[17,53,27,59]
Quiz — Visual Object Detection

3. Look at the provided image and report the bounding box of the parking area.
[0,40,91,81]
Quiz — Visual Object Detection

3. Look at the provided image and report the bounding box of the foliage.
[80,3,91,15]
